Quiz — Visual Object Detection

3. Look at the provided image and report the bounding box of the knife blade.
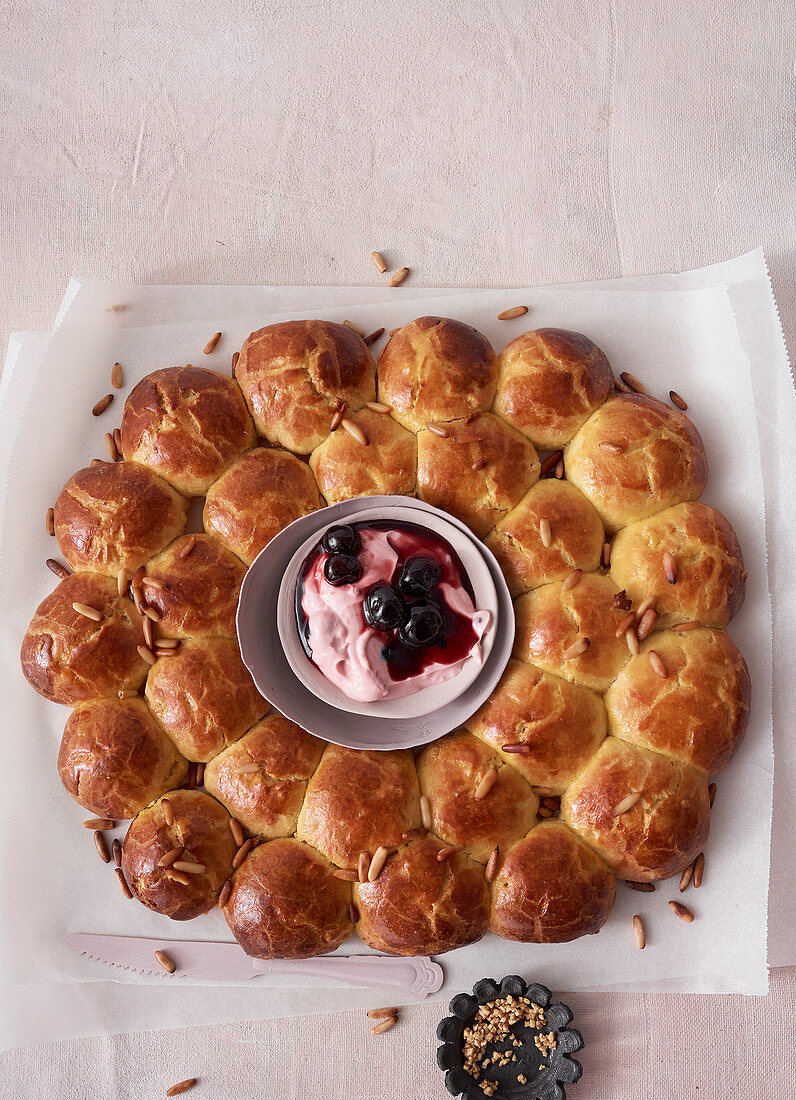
[66,934,444,997]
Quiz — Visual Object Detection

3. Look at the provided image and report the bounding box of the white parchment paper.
[0,255,785,1049]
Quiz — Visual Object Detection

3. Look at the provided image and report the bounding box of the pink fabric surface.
[1,0,794,1096]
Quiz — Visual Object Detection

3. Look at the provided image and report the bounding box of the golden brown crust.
[204,714,326,837]
[121,366,255,496]
[203,447,322,566]
[145,637,267,762]
[142,534,246,638]
[416,413,540,537]
[121,790,236,920]
[20,572,148,704]
[58,697,189,818]
[560,738,710,881]
[465,659,607,793]
[416,730,538,863]
[610,502,746,628]
[235,320,376,454]
[565,394,708,532]
[354,836,490,956]
[309,408,417,503]
[490,820,617,942]
[223,838,353,959]
[54,462,188,576]
[604,629,751,775]
[494,328,614,450]
[512,574,631,692]
[377,317,498,432]
[296,744,421,870]
[485,480,604,595]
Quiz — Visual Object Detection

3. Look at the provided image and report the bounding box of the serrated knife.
[66,934,444,997]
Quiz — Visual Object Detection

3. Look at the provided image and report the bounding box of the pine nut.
[83,817,115,830]
[693,852,705,888]
[105,432,119,461]
[92,394,114,416]
[364,329,385,347]
[115,868,133,899]
[367,1007,398,1019]
[619,371,646,394]
[333,869,359,881]
[229,819,245,847]
[178,535,197,559]
[485,846,499,883]
[497,305,528,320]
[203,331,222,354]
[233,839,254,869]
[158,846,185,868]
[46,507,55,536]
[554,460,564,478]
[46,558,71,580]
[648,650,667,678]
[366,401,391,413]
[231,351,240,376]
[155,950,176,974]
[94,831,111,863]
[672,620,701,632]
[633,914,646,950]
[612,791,642,816]
[615,612,635,638]
[137,645,156,666]
[358,851,370,883]
[436,846,462,862]
[599,441,625,454]
[110,362,124,388]
[663,552,677,584]
[73,602,102,622]
[537,806,553,817]
[679,863,694,892]
[626,881,655,892]
[371,251,387,273]
[625,628,640,656]
[501,743,530,754]
[349,904,359,924]
[112,838,122,867]
[669,390,688,411]
[634,596,657,622]
[562,569,583,592]
[474,767,498,801]
[166,1079,197,1096]
[540,450,563,476]
[368,845,391,882]
[341,418,369,445]
[563,637,590,660]
[371,1015,397,1035]
[389,267,409,287]
[637,607,658,641]
[113,428,123,454]
[420,795,432,831]
[601,541,611,567]
[217,878,232,909]
[539,518,552,548]
[426,422,449,438]
[131,565,146,589]
[171,861,206,875]
[161,798,174,826]
[343,320,365,337]
[669,900,695,923]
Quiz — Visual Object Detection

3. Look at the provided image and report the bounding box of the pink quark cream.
[296,522,490,703]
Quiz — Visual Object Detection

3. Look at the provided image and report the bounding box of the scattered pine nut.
[542,797,560,810]
[672,620,701,632]
[474,767,498,801]
[626,881,655,892]
[679,863,694,892]
[169,870,191,887]
[46,558,71,580]
[233,839,255,869]
[709,781,717,807]
[368,845,391,882]
[663,552,677,584]
[648,650,667,678]
[501,743,530,754]
[137,645,156,666]
[371,1015,397,1035]
[143,576,166,590]
[537,806,553,818]
[115,868,133,899]
[497,305,528,321]
[562,569,583,592]
[358,851,370,883]
[426,422,449,438]
[83,817,115,830]
[615,612,635,638]
[371,251,387,273]
[539,450,563,476]
[601,541,611,567]
[179,535,197,559]
[367,1007,398,1019]
[625,628,640,656]
[436,845,462,863]
[143,615,154,649]
[420,795,432,831]
[633,914,646,950]
[563,637,590,660]
[389,327,400,336]
[532,787,555,796]
[116,568,127,596]
[329,406,345,431]
[693,852,705,888]
[113,428,123,454]
[94,831,111,864]
[471,456,488,472]
[217,878,232,909]
[161,798,174,827]
[144,607,161,623]
[634,596,656,622]
[203,332,222,354]
[485,846,499,883]
[172,861,206,875]
[599,441,625,454]
[231,351,240,376]
[333,869,359,881]
[343,320,365,337]
[341,417,369,446]
[539,518,552,548]
[389,267,409,287]
[233,763,259,775]
[554,459,564,479]
[131,565,146,589]
[669,900,695,923]
[229,819,245,847]
[158,849,184,870]
[112,838,122,867]
[366,401,391,413]
[111,362,124,388]
[619,371,646,394]
[46,506,55,536]
[612,791,642,817]
[637,607,658,642]
[92,394,114,417]
[73,602,102,622]
[364,329,385,347]
[105,432,119,461]
[669,390,688,411]
[166,1080,197,1097]
[155,950,176,974]
[349,904,359,923]
[195,762,204,786]
[401,828,428,841]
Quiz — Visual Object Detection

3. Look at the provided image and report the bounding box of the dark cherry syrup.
[296,521,478,684]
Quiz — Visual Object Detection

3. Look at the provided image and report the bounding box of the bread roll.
[121,790,236,920]
[490,820,616,942]
[485,479,604,595]
[604,629,750,775]
[465,659,607,793]
[121,366,255,496]
[416,730,538,863]
[145,638,268,762]
[235,320,376,453]
[561,738,710,881]
[296,744,421,869]
[565,394,708,532]
[415,412,539,537]
[309,407,417,503]
[354,836,490,956]
[222,838,353,959]
[21,572,148,704]
[377,317,498,432]
[204,447,322,565]
[513,574,631,692]
[610,502,746,628]
[494,328,614,449]
[204,714,325,837]
[58,697,189,818]
[142,534,246,639]
[54,462,187,576]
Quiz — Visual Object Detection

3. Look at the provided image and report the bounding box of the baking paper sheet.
[0,254,787,1050]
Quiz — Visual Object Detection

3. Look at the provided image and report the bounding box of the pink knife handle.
[251,954,443,997]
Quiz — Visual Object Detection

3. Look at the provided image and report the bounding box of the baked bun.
[513,574,631,692]
[309,408,417,503]
[141,534,246,638]
[203,447,322,565]
[415,413,539,537]
[145,638,267,762]
[485,480,604,596]
[354,836,490,956]
[610,502,746,628]
[121,366,255,496]
[21,572,148,704]
[494,329,614,450]
[235,320,376,454]
[203,714,325,837]
[121,790,236,920]
[561,738,710,881]
[465,659,607,793]
[222,838,353,959]
[58,697,189,818]
[377,317,498,432]
[296,745,421,869]
[604,629,750,775]
[490,820,616,942]
[565,395,708,532]
[54,462,187,576]
[416,730,538,863]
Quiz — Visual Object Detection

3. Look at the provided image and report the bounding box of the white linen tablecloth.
[1,0,794,1096]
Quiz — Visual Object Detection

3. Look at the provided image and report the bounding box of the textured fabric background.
[1,0,794,1096]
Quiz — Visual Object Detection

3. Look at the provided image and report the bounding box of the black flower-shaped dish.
[436,975,584,1100]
